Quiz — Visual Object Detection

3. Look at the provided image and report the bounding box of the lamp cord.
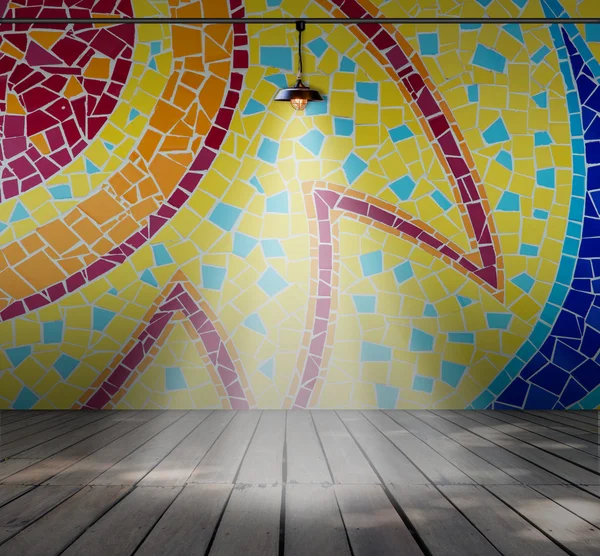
[297,23,303,79]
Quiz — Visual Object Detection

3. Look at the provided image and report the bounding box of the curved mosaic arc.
[77,271,253,410]
[493,24,600,410]
[0,0,249,322]
[287,181,503,409]
[0,0,135,200]
[319,0,503,294]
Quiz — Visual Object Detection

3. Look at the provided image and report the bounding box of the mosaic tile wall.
[0,0,599,410]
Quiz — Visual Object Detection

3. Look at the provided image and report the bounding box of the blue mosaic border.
[469,0,597,409]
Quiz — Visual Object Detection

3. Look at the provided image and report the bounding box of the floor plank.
[530,484,600,528]
[511,411,600,446]
[0,486,32,509]
[337,411,429,486]
[286,411,331,484]
[572,411,599,424]
[366,411,474,485]
[401,410,520,484]
[3,411,160,486]
[488,485,600,556]
[0,412,59,434]
[427,410,566,485]
[524,411,599,434]
[188,411,261,484]
[1,413,107,459]
[208,484,281,556]
[447,411,600,485]
[91,411,209,486]
[334,484,423,556]
[0,460,39,483]
[491,411,600,456]
[16,411,134,460]
[553,412,599,427]
[390,484,501,555]
[471,411,600,470]
[312,411,379,485]
[140,411,234,487]
[237,411,285,485]
[0,413,79,449]
[439,485,569,556]
[285,484,351,556]
[0,485,80,544]
[46,411,183,486]
[0,486,130,556]
[0,412,51,427]
[60,486,181,556]
[134,485,231,556]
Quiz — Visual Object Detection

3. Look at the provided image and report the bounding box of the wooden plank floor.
[0,410,597,556]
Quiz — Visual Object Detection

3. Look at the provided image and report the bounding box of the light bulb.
[290,98,308,111]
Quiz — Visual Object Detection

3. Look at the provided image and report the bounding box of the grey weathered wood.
[488,485,600,556]
[470,411,600,470]
[0,485,80,543]
[0,412,50,426]
[0,412,79,447]
[208,484,281,556]
[525,411,599,434]
[0,486,130,556]
[0,459,39,483]
[135,485,231,556]
[531,484,600,528]
[188,411,261,484]
[16,411,134,460]
[366,411,474,485]
[390,484,501,555]
[440,485,569,556]
[334,484,423,556]
[555,411,599,426]
[312,411,379,485]
[447,411,600,485]
[0,486,32,508]
[237,411,285,484]
[61,486,181,556]
[520,413,599,441]
[91,411,209,486]
[396,410,522,484]
[3,411,160,485]
[46,411,184,486]
[491,412,599,455]
[427,410,566,484]
[140,411,235,487]
[285,484,351,556]
[572,411,599,425]
[286,410,331,484]
[1,412,107,459]
[0,412,59,434]
[511,411,600,446]
[337,411,428,486]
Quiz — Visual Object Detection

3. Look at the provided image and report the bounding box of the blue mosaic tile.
[472,45,507,73]
[410,329,434,352]
[260,46,292,70]
[375,383,399,408]
[361,342,391,362]
[389,176,416,201]
[360,251,383,277]
[202,265,227,290]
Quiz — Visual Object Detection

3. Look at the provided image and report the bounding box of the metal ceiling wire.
[0,17,599,24]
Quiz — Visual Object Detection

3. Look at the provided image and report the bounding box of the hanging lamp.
[274,21,324,111]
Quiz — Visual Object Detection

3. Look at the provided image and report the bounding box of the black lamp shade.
[274,80,324,103]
